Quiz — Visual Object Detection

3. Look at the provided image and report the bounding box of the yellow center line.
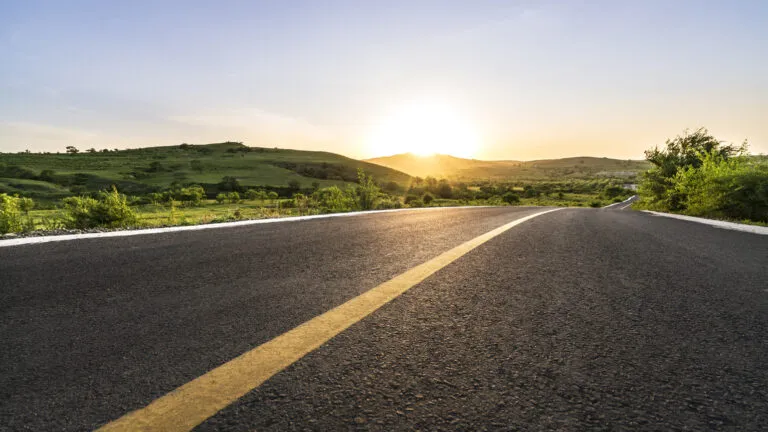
[97,207,562,432]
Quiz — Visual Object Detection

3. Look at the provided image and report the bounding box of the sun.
[366,102,481,158]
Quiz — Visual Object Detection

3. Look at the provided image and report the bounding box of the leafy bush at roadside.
[674,153,768,222]
[0,194,35,234]
[312,186,355,213]
[61,187,138,229]
[1,194,22,234]
[638,128,767,222]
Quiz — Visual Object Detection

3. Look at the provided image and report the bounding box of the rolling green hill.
[365,153,650,180]
[0,142,411,200]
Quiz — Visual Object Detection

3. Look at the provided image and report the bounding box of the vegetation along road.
[1,206,767,431]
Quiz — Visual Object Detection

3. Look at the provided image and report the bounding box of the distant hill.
[364,153,519,178]
[0,142,411,200]
[364,153,650,180]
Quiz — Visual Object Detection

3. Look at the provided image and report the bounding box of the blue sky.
[1,0,766,159]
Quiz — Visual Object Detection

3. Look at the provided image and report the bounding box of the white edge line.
[603,194,637,209]
[0,206,506,248]
[643,210,768,235]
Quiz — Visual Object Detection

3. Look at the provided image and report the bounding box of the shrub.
[355,169,380,210]
[640,128,744,210]
[313,186,355,213]
[422,192,434,205]
[674,153,768,222]
[218,176,242,192]
[404,194,421,206]
[0,194,22,234]
[215,193,227,204]
[523,186,540,198]
[589,200,602,208]
[18,197,35,214]
[603,185,625,199]
[502,192,520,204]
[405,197,423,208]
[375,196,403,210]
[436,181,453,199]
[245,189,259,201]
[178,185,205,206]
[226,191,240,203]
[61,187,138,229]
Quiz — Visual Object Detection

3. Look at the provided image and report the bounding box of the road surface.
[1,206,767,431]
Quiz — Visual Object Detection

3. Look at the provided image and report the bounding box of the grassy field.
[365,153,650,180]
[15,191,625,233]
[0,142,412,201]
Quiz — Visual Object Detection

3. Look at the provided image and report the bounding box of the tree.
[245,189,260,201]
[288,179,301,192]
[218,176,241,192]
[226,191,240,203]
[18,197,35,214]
[66,146,79,154]
[216,193,227,204]
[422,192,434,205]
[86,148,97,153]
[355,169,380,210]
[436,181,453,199]
[640,128,745,210]
[178,185,205,206]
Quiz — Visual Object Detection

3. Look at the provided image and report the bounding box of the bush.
[502,192,520,204]
[61,187,138,229]
[355,169,380,210]
[603,185,626,199]
[313,186,355,213]
[18,197,35,214]
[226,191,240,203]
[376,196,403,209]
[245,189,260,201]
[216,193,227,204]
[674,153,768,222]
[404,194,421,206]
[640,128,744,210]
[177,185,205,206]
[0,194,23,234]
[406,198,423,208]
[522,186,540,198]
[589,200,602,208]
[422,192,434,205]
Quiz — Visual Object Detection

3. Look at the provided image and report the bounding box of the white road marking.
[603,195,637,209]
[643,211,768,235]
[0,206,503,248]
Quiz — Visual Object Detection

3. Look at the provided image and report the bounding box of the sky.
[1,0,767,160]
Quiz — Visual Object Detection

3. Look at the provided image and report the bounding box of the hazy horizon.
[2,0,767,160]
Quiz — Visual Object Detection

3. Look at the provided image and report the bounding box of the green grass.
[0,142,412,200]
[16,190,620,233]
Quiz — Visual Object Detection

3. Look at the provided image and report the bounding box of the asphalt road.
[1,206,767,431]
